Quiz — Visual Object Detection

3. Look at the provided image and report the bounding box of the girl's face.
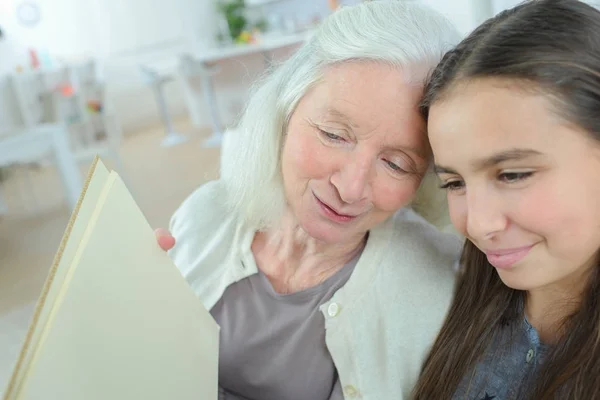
[428,78,600,294]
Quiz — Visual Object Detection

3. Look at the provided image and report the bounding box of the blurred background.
[0,0,599,394]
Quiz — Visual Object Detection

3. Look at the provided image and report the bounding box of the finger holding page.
[154,228,175,251]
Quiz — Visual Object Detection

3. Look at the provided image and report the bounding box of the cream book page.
[4,158,219,400]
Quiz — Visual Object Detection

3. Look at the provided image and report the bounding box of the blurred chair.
[5,61,127,211]
[8,70,53,207]
[140,63,188,147]
[178,54,224,148]
[10,70,48,128]
[0,123,82,214]
[62,61,127,176]
[43,66,95,149]
[18,62,127,174]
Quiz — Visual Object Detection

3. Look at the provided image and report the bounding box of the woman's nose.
[330,157,373,204]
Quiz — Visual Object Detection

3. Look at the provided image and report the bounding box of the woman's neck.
[251,211,367,294]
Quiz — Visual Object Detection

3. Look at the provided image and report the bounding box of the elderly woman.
[157,2,461,399]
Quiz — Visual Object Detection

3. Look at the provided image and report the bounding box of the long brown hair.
[413,0,600,398]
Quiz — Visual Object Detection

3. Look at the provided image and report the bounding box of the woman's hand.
[154,228,175,251]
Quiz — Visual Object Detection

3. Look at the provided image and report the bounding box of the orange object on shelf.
[29,48,40,69]
[60,85,74,97]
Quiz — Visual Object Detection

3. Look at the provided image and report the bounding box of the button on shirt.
[453,317,549,400]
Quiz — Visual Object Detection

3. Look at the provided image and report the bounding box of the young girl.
[413,0,600,398]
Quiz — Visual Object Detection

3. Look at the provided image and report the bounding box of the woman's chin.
[300,219,360,244]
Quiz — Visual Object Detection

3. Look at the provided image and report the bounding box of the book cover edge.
[2,156,101,400]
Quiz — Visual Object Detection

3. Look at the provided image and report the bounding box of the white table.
[0,124,83,212]
[197,31,312,64]
[144,31,312,75]
[142,30,313,147]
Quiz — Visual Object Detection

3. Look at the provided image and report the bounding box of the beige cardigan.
[168,180,462,399]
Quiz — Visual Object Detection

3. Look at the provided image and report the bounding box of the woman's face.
[281,62,429,244]
[428,78,600,293]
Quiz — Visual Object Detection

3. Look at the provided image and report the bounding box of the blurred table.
[141,30,313,148]
[198,31,312,64]
[0,124,82,213]
[144,31,312,75]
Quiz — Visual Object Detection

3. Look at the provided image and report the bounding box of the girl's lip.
[484,245,535,269]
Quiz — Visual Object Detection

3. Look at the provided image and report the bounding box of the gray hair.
[222,1,461,231]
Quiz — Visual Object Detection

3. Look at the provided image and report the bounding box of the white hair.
[222,1,461,231]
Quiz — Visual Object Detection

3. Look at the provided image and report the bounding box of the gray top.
[210,253,360,400]
[453,316,549,400]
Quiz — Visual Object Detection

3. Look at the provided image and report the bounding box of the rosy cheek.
[285,130,335,181]
[373,180,420,212]
[284,132,315,177]
[509,185,568,237]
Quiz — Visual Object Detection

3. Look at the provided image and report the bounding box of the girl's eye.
[439,180,464,191]
[499,171,533,183]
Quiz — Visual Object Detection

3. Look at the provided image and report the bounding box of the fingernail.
[155,228,168,236]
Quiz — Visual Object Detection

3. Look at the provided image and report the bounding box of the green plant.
[217,0,247,41]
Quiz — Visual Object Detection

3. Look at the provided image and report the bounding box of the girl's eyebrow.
[435,148,543,174]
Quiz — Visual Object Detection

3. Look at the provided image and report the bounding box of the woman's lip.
[484,245,534,269]
[313,193,359,222]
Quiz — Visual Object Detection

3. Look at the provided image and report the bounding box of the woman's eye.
[439,180,464,191]
[499,171,533,183]
[384,159,407,173]
[321,130,343,141]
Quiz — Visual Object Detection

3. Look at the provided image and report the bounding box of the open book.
[3,158,219,400]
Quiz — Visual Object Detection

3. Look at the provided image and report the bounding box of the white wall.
[491,0,600,13]
[419,0,494,36]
